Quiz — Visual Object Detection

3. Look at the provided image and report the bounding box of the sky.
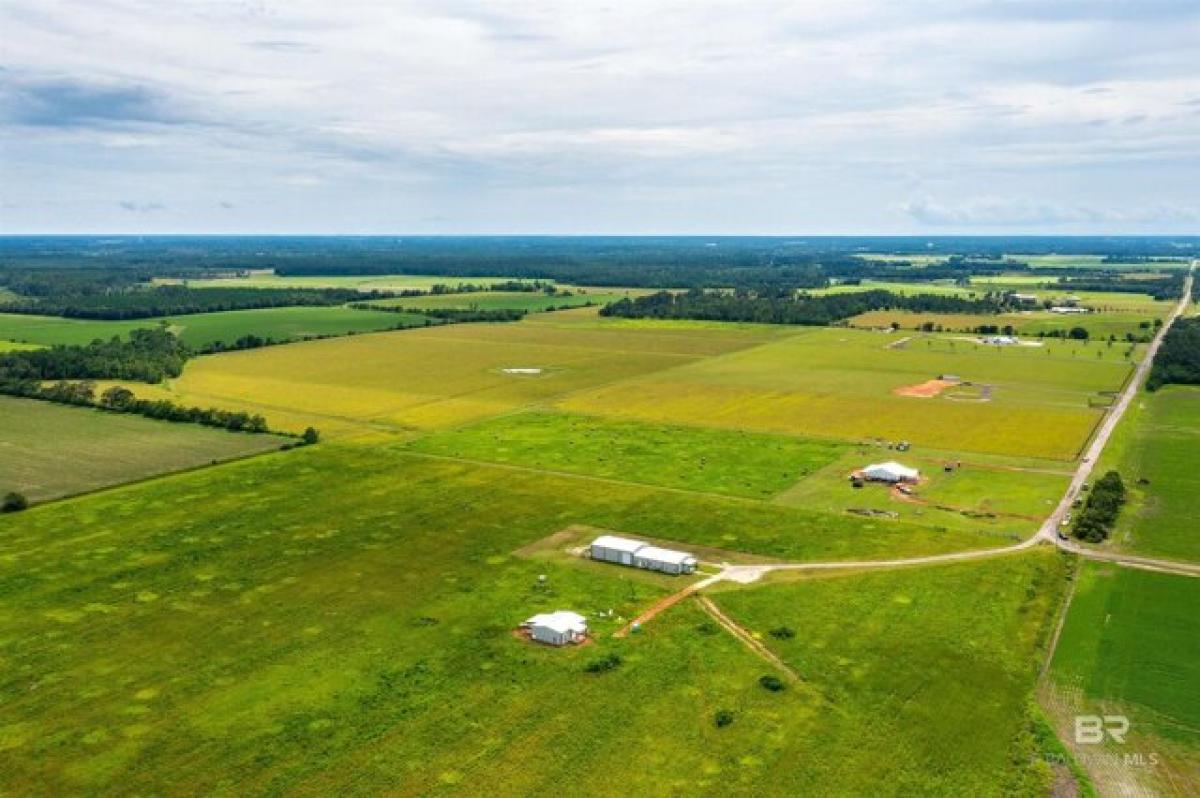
[1,0,1198,235]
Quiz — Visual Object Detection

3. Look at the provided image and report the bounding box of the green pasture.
[0,340,43,353]
[711,550,1071,795]
[775,447,1068,537]
[0,307,429,350]
[1095,386,1200,561]
[1050,562,1200,748]
[0,441,1023,794]
[0,395,288,502]
[408,410,849,499]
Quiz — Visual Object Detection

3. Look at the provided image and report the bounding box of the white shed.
[862,461,920,483]
[633,545,699,575]
[523,610,587,646]
[590,535,647,566]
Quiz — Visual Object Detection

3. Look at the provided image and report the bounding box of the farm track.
[695,596,800,682]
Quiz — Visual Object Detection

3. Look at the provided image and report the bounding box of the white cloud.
[1,0,1197,232]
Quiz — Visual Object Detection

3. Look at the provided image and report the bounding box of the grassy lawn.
[0,340,43,353]
[709,550,1071,795]
[0,395,289,501]
[408,410,849,499]
[0,441,1021,795]
[0,313,154,346]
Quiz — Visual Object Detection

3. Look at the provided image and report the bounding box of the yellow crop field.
[114,317,783,438]
[557,328,1132,460]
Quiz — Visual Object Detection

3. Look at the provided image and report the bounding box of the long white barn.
[589,535,698,575]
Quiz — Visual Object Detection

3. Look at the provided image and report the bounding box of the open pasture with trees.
[708,550,1071,795]
[409,411,849,499]
[159,272,548,293]
[1046,562,1200,794]
[0,441,1026,795]
[0,395,288,501]
[558,326,1134,460]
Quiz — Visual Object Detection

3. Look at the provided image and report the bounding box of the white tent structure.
[862,461,920,483]
[523,611,588,646]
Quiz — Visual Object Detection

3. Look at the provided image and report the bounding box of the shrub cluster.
[1147,317,1200,391]
[1072,471,1127,543]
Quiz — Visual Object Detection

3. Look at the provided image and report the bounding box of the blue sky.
[1,0,1198,234]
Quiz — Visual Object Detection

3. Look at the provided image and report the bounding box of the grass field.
[1045,562,1200,794]
[0,308,430,349]
[1094,386,1200,562]
[0,440,1029,795]
[0,395,288,501]
[709,550,1071,795]
[559,326,1132,460]
[0,340,43,352]
[408,411,849,499]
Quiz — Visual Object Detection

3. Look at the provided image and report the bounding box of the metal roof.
[865,461,919,479]
[525,610,587,634]
[590,534,646,553]
[635,546,697,565]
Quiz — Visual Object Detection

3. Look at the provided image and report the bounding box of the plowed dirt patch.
[893,379,958,398]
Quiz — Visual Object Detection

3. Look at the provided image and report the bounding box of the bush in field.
[714,709,735,728]
[584,653,622,674]
[2,492,29,513]
[759,674,786,692]
[769,626,796,639]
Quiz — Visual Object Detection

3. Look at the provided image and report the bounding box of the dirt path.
[695,595,800,682]
[613,574,721,637]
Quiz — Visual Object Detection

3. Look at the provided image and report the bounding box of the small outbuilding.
[862,461,920,483]
[523,610,588,646]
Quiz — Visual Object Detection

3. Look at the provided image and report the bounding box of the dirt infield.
[892,378,959,398]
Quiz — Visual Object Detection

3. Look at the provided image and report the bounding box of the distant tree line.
[1,286,377,320]
[599,289,1008,326]
[1057,274,1186,302]
[1072,471,1126,543]
[1147,316,1200,391]
[348,304,528,323]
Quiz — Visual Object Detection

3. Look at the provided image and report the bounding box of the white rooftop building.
[589,535,698,575]
[862,461,920,483]
[982,335,1019,345]
[1050,306,1090,314]
[523,610,588,646]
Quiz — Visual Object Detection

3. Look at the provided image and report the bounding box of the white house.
[523,611,588,646]
[982,335,1019,346]
[1050,306,1090,314]
[589,535,698,575]
[1009,293,1038,304]
[862,461,920,483]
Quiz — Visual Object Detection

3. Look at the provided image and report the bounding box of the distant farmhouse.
[522,611,588,646]
[589,535,698,575]
[982,335,1019,345]
[1008,292,1038,304]
[861,461,920,483]
[1049,306,1090,314]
